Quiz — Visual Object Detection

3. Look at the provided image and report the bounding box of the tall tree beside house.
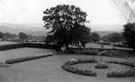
[43,4,91,50]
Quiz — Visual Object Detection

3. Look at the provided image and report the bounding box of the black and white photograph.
[0,0,135,82]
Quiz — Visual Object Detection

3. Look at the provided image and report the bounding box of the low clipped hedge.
[61,58,97,76]
[5,53,53,64]
[65,48,99,55]
[100,50,133,57]
[106,60,135,77]
[0,43,57,51]
[0,43,24,51]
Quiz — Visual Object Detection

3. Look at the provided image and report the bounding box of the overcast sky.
[0,0,127,25]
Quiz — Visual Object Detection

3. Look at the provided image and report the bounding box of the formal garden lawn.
[0,48,55,62]
[0,48,134,82]
[0,41,19,45]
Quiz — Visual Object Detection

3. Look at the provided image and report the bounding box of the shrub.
[95,62,108,69]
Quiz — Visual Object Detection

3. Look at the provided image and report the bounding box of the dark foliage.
[19,32,28,42]
[123,23,135,50]
[90,32,100,42]
[102,32,124,42]
[43,4,90,50]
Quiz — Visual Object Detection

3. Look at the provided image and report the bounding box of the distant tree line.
[102,32,124,42]
[0,31,45,42]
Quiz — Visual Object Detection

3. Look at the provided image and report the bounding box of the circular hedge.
[61,58,98,76]
[62,58,135,78]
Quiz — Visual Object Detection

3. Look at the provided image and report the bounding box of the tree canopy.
[90,32,100,42]
[123,23,135,50]
[102,32,124,42]
[19,32,28,42]
[43,4,90,50]
[0,32,4,39]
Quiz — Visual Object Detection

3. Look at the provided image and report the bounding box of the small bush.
[95,62,108,69]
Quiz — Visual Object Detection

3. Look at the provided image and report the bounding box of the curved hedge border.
[62,58,135,78]
[61,58,98,76]
[106,60,135,77]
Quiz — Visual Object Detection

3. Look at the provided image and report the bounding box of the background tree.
[123,23,135,50]
[43,4,90,50]
[2,32,17,41]
[90,32,100,42]
[102,32,124,42]
[0,32,4,39]
[19,32,28,42]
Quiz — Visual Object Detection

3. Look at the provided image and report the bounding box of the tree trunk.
[66,44,69,50]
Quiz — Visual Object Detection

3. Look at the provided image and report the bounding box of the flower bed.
[5,52,53,64]
[61,58,97,76]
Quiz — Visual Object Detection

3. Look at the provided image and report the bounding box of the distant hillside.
[93,31,121,37]
[0,23,48,36]
[0,23,122,37]
[89,24,124,32]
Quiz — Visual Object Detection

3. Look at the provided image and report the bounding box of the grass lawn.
[0,48,134,82]
[0,48,55,62]
[0,41,19,45]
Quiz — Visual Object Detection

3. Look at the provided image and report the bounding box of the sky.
[0,0,127,25]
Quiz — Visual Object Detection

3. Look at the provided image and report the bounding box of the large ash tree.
[43,4,90,50]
